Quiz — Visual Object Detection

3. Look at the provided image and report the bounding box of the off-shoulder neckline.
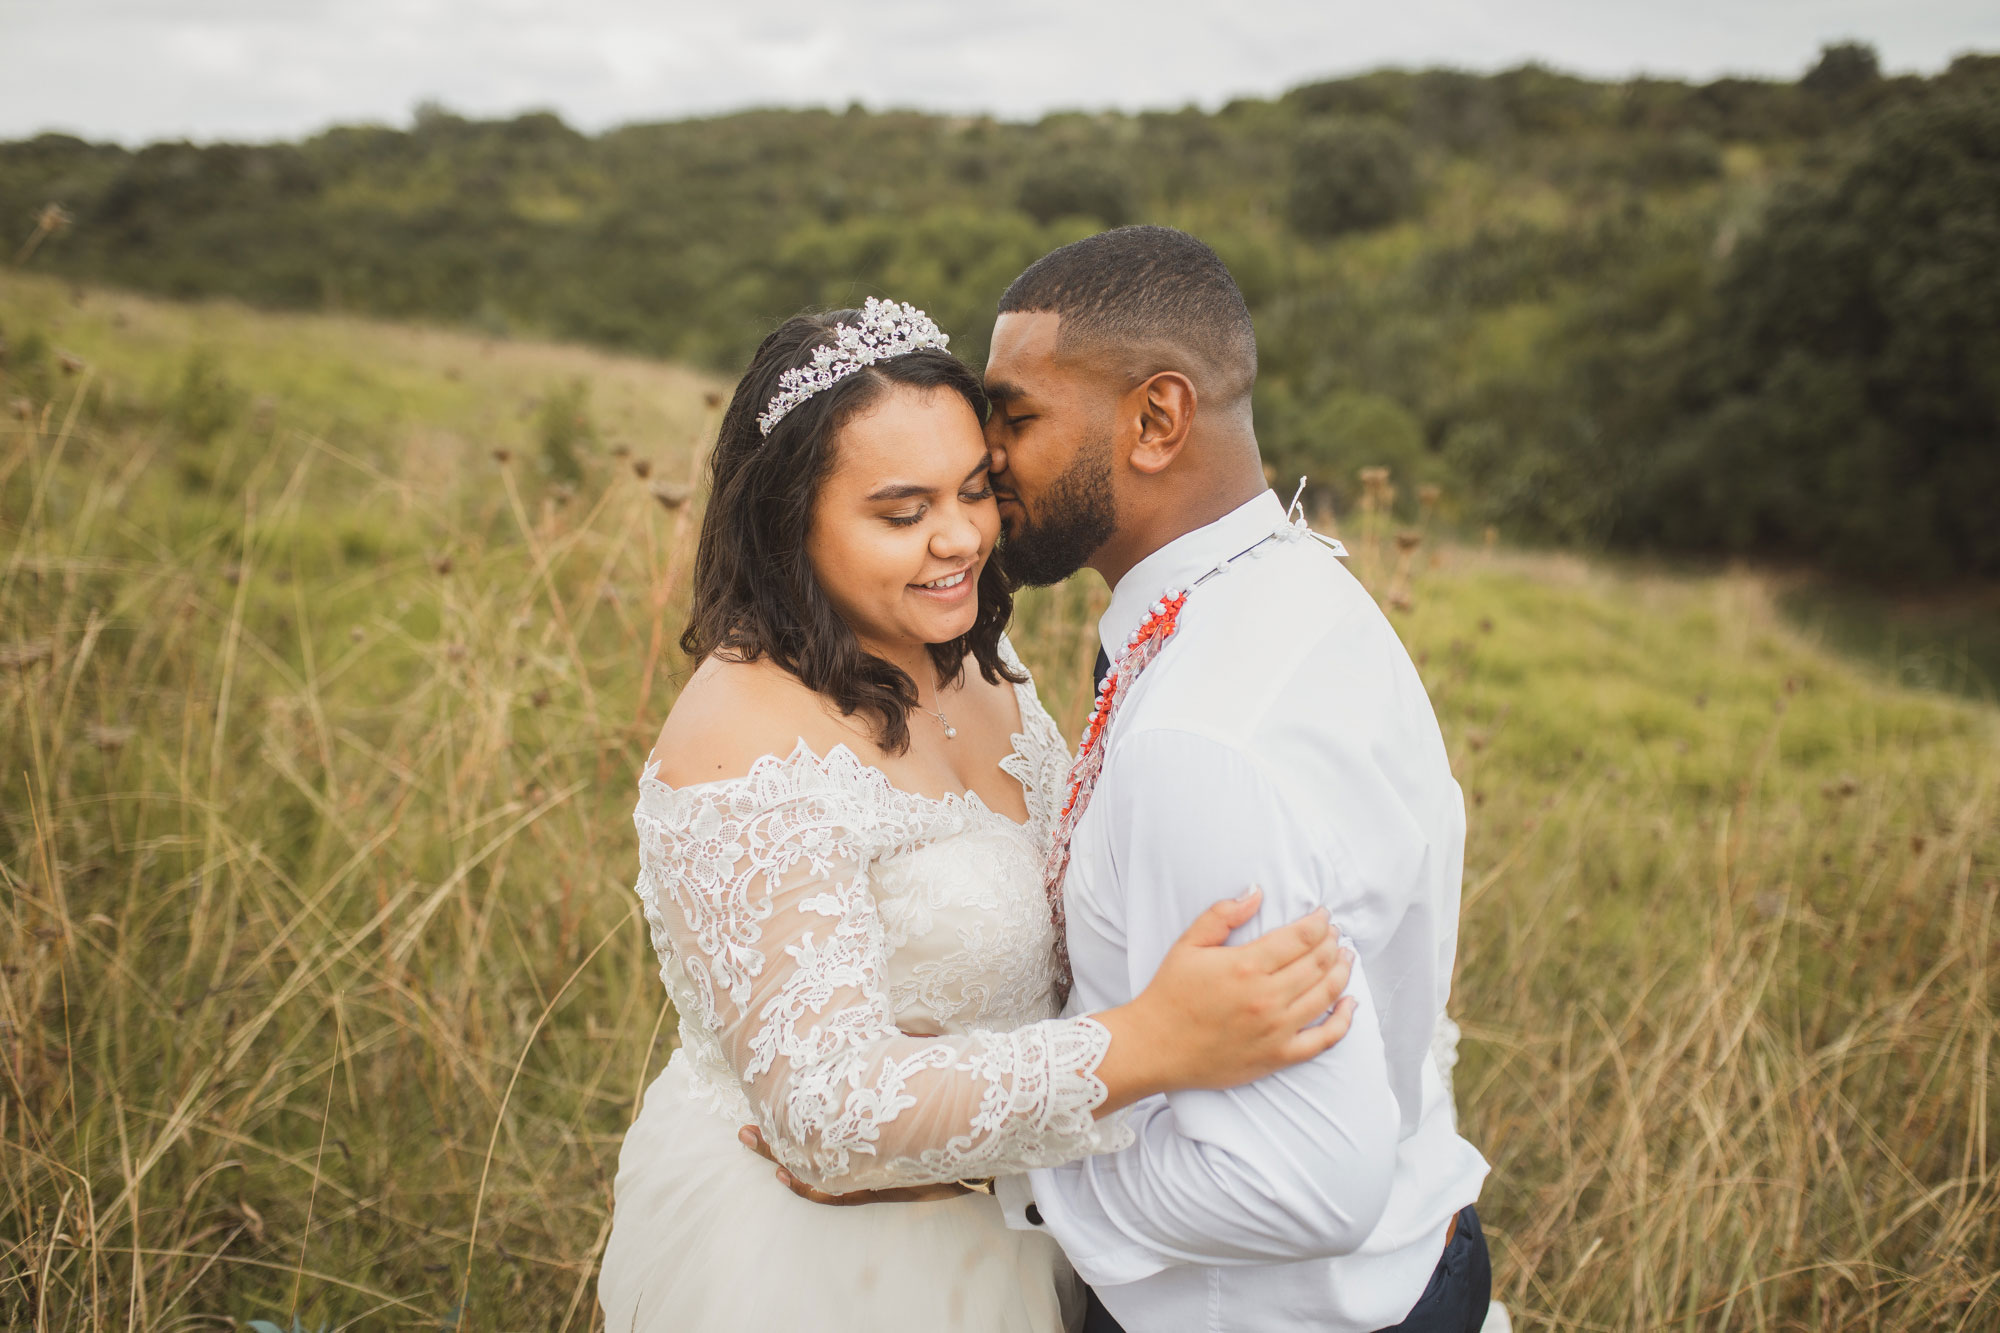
[637,737,1037,832]
[637,637,1055,833]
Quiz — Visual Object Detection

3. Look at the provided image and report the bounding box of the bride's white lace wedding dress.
[599,644,1129,1332]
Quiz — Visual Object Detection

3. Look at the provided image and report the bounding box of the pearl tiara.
[757,297,952,437]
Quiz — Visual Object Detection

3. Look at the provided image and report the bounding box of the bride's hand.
[1092,886,1356,1116]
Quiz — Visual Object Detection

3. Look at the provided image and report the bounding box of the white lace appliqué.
[630,647,1128,1191]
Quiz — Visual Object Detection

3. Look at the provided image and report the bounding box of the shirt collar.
[1099,489,1289,662]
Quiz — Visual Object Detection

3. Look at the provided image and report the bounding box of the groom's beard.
[997,433,1117,588]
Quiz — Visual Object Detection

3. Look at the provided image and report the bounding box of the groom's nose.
[983,418,1010,481]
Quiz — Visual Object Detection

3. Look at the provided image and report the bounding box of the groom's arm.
[999,727,1403,1286]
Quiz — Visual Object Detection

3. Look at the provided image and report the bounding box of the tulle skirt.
[598,1055,1084,1333]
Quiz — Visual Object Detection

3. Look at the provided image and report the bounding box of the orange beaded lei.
[1043,587,1191,1002]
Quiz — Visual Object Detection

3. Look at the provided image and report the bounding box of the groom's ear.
[1124,371,1197,477]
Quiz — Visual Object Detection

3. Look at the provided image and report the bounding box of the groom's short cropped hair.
[998,225,1258,404]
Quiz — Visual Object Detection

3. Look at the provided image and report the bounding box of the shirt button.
[1025,1203,1044,1226]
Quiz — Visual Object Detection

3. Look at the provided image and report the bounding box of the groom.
[978,226,1490,1333]
[756,226,1492,1332]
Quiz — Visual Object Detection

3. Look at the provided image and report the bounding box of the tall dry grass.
[3,278,1996,1330]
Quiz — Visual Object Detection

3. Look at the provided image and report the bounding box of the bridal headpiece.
[758,297,952,437]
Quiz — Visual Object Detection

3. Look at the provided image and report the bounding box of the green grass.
[3,275,1996,1331]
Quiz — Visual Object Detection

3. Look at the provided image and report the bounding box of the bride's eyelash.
[885,483,990,526]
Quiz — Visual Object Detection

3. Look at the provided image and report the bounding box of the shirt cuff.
[995,1172,1041,1231]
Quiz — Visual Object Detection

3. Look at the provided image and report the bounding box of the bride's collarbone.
[653,652,1031,819]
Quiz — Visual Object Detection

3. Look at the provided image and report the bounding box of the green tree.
[1802,42,1882,101]
[1636,92,2000,576]
[1286,118,1419,238]
[1265,388,1435,514]
[1015,160,1134,227]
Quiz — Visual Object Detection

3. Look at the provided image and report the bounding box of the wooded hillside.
[4,44,1996,577]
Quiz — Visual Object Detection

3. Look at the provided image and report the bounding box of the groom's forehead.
[985,310,1065,394]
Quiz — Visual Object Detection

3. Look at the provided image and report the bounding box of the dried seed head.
[432,554,454,575]
[703,391,723,410]
[651,481,692,510]
[1395,530,1423,552]
[530,687,551,708]
[1,639,53,669]
[87,723,134,752]
[1418,484,1442,507]
[348,625,365,643]
[9,398,31,420]
[631,458,653,479]
[1387,591,1414,612]
[609,442,631,458]
[492,447,512,464]
[58,352,84,375]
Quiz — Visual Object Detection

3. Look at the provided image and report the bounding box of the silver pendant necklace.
[919,678,957,739]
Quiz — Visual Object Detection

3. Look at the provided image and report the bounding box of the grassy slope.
[3,276,1995,1330]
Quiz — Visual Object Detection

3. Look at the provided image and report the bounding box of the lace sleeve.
[636,751,1120,1192]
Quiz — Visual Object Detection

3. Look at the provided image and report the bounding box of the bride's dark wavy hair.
[680,308,1025,755]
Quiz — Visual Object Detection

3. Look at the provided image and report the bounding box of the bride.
[598,300,1357,1332]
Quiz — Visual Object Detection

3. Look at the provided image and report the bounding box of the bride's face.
[805,384,1000,657]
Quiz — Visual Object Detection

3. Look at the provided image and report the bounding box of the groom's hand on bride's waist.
[736,1126,973,1206]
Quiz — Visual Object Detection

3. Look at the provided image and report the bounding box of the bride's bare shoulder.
[647,654,874,789]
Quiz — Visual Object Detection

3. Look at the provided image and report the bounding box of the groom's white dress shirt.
[998,490,1490,1333]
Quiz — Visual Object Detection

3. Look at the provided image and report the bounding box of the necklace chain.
[919,676,957,740]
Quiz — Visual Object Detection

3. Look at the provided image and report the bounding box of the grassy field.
[3,274,1996,1331]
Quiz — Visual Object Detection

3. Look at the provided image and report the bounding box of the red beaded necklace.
[1043,587,1190,1001]
[1038,488,1346,1000]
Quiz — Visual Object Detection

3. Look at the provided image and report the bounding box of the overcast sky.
[3,0,1997,145]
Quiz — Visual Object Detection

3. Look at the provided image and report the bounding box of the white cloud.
[0,0,1994,143]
